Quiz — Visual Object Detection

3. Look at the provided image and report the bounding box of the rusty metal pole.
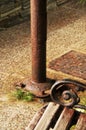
[31,0,47,83]
[28,0,55,97]
[16,0,54,98]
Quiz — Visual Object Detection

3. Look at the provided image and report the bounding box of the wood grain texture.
[53,107,74,130]
[34,102,60,130]
[75,114,86,130]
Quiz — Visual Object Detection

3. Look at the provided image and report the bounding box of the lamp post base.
[16,78,55,98]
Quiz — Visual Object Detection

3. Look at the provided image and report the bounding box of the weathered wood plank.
[34,102,60,130]
[26,102,86,130]
[75,114,86,130]
[53,107,74,130]
[25,105,47,130]
[50,128,53,130]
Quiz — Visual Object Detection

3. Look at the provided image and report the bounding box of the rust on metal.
[31,0,47,83]
[27,0,54,97]
[20,78,55,97]
[50,79,86,107]
[49,50,86,80]
[16,0,54,97]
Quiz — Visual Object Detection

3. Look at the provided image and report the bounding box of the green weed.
[13,89,34,101]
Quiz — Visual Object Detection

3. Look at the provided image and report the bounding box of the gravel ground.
[0,1,86,130]
[0,101,42,130]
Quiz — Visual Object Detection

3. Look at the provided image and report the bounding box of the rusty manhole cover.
[49,50,86,80]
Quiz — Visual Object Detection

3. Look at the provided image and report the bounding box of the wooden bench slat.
[34,102,60,130]
[53,107,74,130]
[75,114,86,130]
[26,102,86,130]
[25,105,47,130]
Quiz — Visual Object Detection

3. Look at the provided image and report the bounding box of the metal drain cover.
[49,50,86,81]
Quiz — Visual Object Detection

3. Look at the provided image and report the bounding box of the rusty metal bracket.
[50,79,86,107]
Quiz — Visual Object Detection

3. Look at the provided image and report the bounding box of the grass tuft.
[12,89,34,101]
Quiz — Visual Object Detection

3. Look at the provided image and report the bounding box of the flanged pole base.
[16,78,55,98]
